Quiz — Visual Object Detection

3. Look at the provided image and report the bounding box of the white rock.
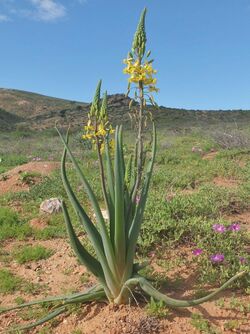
[40,198,62,214]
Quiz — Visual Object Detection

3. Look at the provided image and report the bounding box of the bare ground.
[0,239,249,334]
[0,161,60,195]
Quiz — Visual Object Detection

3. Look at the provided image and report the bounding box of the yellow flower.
[123,58,133,64]
[84,125,95,132]
[123,56,158,91]
[96,124,107,137]
[149,85,159,92]
[82,86,114,149]
[82,133,94,140]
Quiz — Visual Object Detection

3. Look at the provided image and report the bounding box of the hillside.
[0,88,250,131]
[0,89,132,130]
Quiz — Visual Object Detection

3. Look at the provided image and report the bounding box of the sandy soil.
[202,152,218,160]
[0,239,249,334]
[213,177,239,188]
[0,161,60,194]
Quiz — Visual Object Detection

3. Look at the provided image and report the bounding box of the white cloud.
[29,0,66,21]
[0,0,86,22]
[0,14,10,22]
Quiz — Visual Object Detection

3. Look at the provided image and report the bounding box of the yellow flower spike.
[82,133,94,141]
[84,125,95,132]
[123,55,158,91]
[96,125,107,137]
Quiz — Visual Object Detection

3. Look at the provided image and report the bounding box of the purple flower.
[210,253,225,263]
[228,223,240,232]
[192,248,203,256]
[239,257,246,264]
[212,224,226,233]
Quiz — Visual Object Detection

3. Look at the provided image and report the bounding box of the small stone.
[191,146,203,153]
[33,264,42,271]
[40,198,62,214]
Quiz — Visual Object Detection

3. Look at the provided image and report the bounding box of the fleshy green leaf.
[56,127,118,283]
[62,201,104,280]
[114,126,126,273]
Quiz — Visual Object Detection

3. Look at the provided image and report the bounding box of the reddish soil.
[166,189,196,202]
[0,161,60,195]
[213,177,239,188]
[237,160,246,168]
[29,217,49,230]
[202,151,218,160]
[225,211,250,232]
[0,240,249,334]
[181,189,196,195]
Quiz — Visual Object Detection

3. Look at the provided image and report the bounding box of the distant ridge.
[0,88,249,131]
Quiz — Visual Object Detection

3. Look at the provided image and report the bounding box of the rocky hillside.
[0,89,132,130]
[0,88,250,131]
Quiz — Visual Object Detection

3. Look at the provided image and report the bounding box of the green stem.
[132,79,144,203]
[14,306,67,332]
[96,139,110,219]
[0,285,102,314]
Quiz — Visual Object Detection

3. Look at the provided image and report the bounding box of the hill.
[0,89,132,130]
[0,88,250,131]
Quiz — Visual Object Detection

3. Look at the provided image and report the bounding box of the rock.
[191,146,203,153]
[40,198,62,214]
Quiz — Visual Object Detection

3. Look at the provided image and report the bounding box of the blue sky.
[1,0,250,109]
